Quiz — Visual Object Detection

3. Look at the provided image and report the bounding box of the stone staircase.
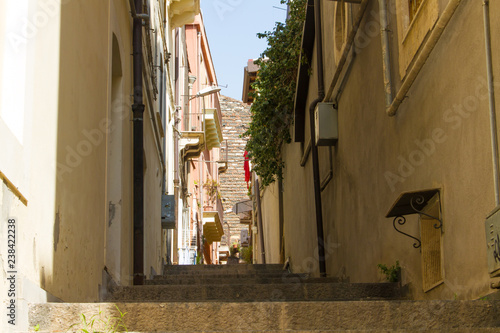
[29,264,500,332]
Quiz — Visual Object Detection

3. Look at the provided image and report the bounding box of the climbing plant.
[243,0,307,187]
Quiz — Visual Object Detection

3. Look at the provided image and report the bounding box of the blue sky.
[200,0,287,101]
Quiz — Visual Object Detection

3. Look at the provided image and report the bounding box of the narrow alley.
[1,0,500,332]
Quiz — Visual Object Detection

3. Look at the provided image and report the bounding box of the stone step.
[146,275,339,285]
[151,271,310,281]
[162,263,284,274]
[164,263,284,270]
[106,282,401,302]
[159,270,296,278]
[29,300,500,332]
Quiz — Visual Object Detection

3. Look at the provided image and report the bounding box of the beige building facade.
[175,13,225,265]
[256,0,500,300]
[0,0,199,331]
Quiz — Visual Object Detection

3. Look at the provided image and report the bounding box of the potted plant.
[203,178,218,210]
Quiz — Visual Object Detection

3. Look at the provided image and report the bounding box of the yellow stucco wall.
[258,181,281,264]
[47,0,165,301]
[262,0,500,300]
[1,8,167,333]
[1,1,62,330]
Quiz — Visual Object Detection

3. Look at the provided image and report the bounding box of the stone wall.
[219,95,252,246]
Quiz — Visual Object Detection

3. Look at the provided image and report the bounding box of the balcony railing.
[202,188,224,244]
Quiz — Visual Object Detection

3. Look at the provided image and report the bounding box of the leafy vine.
[243,0,307,187]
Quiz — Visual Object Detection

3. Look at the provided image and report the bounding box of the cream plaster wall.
[257,181,281,264]
[1,7,167,331]
[105,0,134,287]
[1,1,62,331]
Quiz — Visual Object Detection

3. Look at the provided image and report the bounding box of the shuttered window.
[420,196,444,292]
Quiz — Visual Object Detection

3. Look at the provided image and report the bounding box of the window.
[395,0,439,78]
[420,194,444,292]
[409,0,424,22]
[334,2,351,64]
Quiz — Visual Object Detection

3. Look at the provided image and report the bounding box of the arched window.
[409,0,424,22]
[334,2,351,64]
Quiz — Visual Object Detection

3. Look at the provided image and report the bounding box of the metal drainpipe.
[378,0,393,108]
[255,178,266,264]
[197,31,201,133]
[310,0,326,277]
[173,106,180,255]
[278,178,285,263]
[132,0,145,285]
[483,0,500,206]
[387,0,461,116]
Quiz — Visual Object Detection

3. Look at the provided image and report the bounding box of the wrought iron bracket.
[393,215,421,248]
[386,188,442,250]
[409,194,443,229]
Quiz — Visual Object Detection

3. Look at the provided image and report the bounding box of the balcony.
[204,108,223,151]
[202,189,224,244]
[180,106,223,160]
[179,131,204,160]
[168,0,200,28]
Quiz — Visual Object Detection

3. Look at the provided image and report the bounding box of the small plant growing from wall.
[66,304,128,332]
[377,261,401,283]
[203,179,219,206]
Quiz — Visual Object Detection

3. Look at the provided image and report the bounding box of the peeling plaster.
[54,208,60,252]
[108,201,116,227]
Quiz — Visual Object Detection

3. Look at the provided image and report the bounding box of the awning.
[233,200,252,224]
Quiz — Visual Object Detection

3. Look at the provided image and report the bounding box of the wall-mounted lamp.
[191,86,222,100]
[189,86,222,146]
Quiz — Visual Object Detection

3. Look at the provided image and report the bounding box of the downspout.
[132,0,145,285]
[378,0,393,108]
[387,0,461,116]
[173,106,180,257]
[197,31,202,134]
[255,178,266,264]
[278,178,285,263]
[309,0,326,277]
[483,0,500,206]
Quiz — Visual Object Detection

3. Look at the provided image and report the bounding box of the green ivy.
[243,0,307,187]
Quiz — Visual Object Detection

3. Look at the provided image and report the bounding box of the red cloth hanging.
[244,151,250,188]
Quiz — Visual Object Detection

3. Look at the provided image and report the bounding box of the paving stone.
[28,264,500,332]
[29,300,500,332]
